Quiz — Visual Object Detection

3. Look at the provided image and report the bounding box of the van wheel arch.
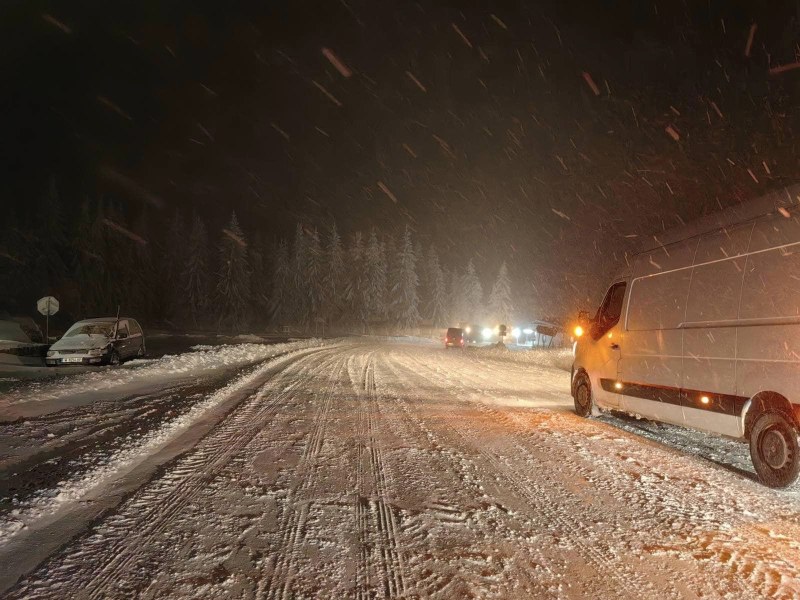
[745,392,798,439]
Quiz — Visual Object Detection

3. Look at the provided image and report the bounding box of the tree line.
[0,191,515,333]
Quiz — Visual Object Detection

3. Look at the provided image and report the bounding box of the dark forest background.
[0,180,515,334]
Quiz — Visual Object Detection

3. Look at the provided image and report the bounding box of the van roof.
[635,183,800,256]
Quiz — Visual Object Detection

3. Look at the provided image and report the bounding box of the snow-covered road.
[1,338,799,598]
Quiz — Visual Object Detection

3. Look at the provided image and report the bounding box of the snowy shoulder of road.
[0,339,325,420]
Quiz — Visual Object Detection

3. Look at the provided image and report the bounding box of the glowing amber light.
[700,396,710,404]
[614,382,623,390]
[574,326,584,337]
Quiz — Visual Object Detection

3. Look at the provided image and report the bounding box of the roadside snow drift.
[0,340,323,420]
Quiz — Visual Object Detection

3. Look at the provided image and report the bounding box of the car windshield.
[64,323,114,338]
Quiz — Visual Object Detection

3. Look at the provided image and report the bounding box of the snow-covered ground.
[1,338,799,598]
[0,339,323,420]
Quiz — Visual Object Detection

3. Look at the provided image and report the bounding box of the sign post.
[37,296,59,342]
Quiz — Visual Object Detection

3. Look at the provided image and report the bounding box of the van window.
[740,245,800,319]
[685,258,746,323]
[627,269,692,330]
[593,282,626,338]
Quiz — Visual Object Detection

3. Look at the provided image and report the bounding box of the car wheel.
[749,411,800,488]
[573,374,593,418]
[137,344,146,358]
[108,350,121,366]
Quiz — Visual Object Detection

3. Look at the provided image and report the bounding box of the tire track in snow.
[393,349,661,600]
[258,352,348,600]
[360,353,408,598]
[8,347,333,600]
[442,349,800,598]
[375,351,562,598]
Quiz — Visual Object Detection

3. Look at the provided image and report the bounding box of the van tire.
[574,375,593,418]
[749,411,800,488]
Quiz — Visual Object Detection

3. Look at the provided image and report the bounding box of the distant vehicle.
[444,327,465,349]
[572,186,800,488]
[46,317,146,366]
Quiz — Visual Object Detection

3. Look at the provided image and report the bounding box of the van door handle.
[610,343,620,350]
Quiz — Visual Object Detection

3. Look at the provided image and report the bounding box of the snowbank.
[0,339,325,420]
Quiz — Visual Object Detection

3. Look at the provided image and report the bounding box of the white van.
[571,186,800,488]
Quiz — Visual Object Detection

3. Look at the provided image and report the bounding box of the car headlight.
[47,350,56,357]
[88,347,105,357]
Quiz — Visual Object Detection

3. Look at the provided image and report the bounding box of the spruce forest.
[1,191,516,334]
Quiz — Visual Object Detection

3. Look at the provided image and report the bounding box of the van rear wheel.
[749,411,800,488]
[574,375,593,418]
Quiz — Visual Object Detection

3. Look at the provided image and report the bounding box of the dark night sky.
[3,1,800,318]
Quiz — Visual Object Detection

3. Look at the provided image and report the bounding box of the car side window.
[129,320,142,335]
[593,282,626,339]
[117,321,130,338]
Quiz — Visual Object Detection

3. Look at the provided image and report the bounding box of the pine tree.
[249,233,270,324]
[461,259,484,324]
[130,210,156,320]
[32,177,68,297]
[289,224,308,325]
[364,229,387,322]
[184,213,211,327]
[392,225,420,330]
[305,228,324,325]
[162,210,188,322]
[384,233,400,322]
[322,222,345,321]
[488,261,514,325]
[269,239,291,324]
[414,240,430,321]
[72,200,103,316]
[215,212,250,331]
[426,248,448,327]
[448,268,462,324]
[0,210,26,312]
[344,232,367,329]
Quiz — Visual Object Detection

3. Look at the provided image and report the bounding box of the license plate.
[62,357,83,363]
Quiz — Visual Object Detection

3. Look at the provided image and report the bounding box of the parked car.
[444,327,465,349]
[571,185,800,488]
[46,317,146,366]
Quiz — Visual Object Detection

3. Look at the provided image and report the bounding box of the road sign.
[37,296,59,316]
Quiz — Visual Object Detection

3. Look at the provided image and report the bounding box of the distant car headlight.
[47,350,56,357]
[88,347,105,357]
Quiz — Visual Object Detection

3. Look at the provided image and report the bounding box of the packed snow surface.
[0,339,323,420]
[1,338,799,598]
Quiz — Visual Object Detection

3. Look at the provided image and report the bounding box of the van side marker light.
[614,382,623,390]
[700,395,710,404]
